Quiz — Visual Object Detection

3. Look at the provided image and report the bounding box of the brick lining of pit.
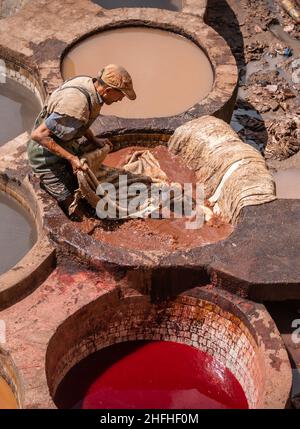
[46,287,292,409]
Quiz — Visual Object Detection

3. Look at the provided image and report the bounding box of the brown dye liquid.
[0,77,41,146]
[80,146,233,251]
[62,27,214,118]
[0,191,37,275]
[93,0,182,10]
[0,377,17,409]
[273,168,300,199]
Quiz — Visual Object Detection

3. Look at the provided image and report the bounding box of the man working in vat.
[27,64,136,219]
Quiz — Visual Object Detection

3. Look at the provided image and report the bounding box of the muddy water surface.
[0,78,41,146]
[0,191,37,275]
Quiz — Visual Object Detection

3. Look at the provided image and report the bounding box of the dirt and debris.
[265,115,300,159]
[207,0,300,163]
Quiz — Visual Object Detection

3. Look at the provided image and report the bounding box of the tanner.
[27,64,136,218]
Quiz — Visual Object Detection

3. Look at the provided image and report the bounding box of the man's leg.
[38,161,80,219]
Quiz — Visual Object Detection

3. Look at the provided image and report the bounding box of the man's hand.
[84,129,113,151]
[69,155,88,174]
[93,137,113,151]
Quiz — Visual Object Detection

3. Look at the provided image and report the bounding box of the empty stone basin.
[62,26,214,118]
[46,289,292,409]
[92,0,183,10]
[0,77,41,146]
[0,190,36,275]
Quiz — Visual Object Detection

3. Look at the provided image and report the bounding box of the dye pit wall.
[46,289,291,409]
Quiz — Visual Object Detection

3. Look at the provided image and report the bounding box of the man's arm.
[31,123,87,173]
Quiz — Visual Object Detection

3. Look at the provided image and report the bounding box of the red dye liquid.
[54,341,248,409]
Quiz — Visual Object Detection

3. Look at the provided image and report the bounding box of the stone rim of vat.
[59,13,238,133]
[45,287,292,409]
[0,345,23,408]
[0,173,55,310]
[37,130,300,301]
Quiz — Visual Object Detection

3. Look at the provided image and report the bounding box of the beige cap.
[98,64,136,100]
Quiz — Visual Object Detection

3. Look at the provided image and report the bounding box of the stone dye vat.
[0,174,55,311]
[62,27,213,118]
[59,116,275,266]
[46,289,292,409]
[78,141,233,252]
[54,340,248,409]
[0,77,41,146]
[92,0,183,10]
[0,190,36,275]
[273,168,300,199]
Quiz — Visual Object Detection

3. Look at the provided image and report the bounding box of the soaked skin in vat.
[0,77,41,146]
[54,340,248,409]
[80,145,233,251]
[0,377,18,409]
[0,191,37,275]
[62,27,214,118]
